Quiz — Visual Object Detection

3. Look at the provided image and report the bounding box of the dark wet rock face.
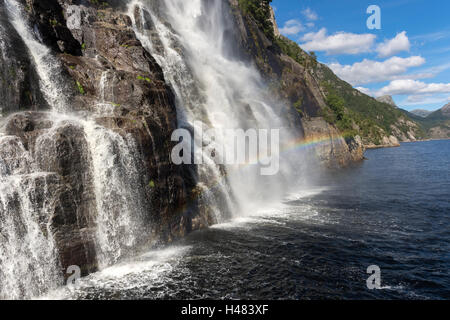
[227,0,364,167]
[24,0,82,55]
[0,4,46,114]
[0,0,197,285]
[2,112,99,276]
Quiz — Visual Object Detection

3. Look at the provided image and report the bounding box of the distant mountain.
[376,95,397,108]
[427,103,450,121]
[410,109,432,118]
[443,103,450,116]
[411,103,450,139]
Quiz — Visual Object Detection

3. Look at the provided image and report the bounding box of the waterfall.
[0,0,305,299]
[0,1,67,296]
[83,120,148,268]
[128,0,297,221]
[96,70,117,116]
[0,135,63,299]
[4,0,72,113]
[0,0,150,298]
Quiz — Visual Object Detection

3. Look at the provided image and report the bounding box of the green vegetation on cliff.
[237,0,317,67]
[275,36,318,69]
[321,91,357,139]
[317,65,425,143]
[408,106,450,138]
[236,0,424,145]
[238,0,275,41]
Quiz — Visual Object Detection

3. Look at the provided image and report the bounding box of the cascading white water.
[95,70,117,116]
[1,0,150,298]
[4,0,72,113]
[129,0,236,222]
[1,0,304,299]
[83,120,148,268]
[0,135,63,299]
[0,2,67,299]
[128,0,298,221]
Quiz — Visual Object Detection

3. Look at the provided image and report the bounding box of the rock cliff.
[376,95,397,108]
[412,102,450,140]
[229,0,365,166]
[0,0,198,279]
[229,0,425,154]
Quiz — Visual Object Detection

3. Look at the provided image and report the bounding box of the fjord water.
[49,140,450,300]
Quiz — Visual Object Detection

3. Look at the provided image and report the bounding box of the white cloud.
[402,94,450,106]
[355,87,373,96]
[412,30,450,42]
[300,28,376,55]
[329,56,426,85]
[406,95,431,103]
[302,8,318,21]
[377,79,450,96]
[376,31,411,58]
[279,19,304,36]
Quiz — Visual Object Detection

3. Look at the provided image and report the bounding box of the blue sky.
[272,0,450,111]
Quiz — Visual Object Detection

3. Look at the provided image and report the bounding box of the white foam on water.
[283,187,330,202]
[211,186,330,231]
[39,245,191,300]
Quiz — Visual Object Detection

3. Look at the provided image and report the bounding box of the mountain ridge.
[233,0,425,154]
[411,109,432,118]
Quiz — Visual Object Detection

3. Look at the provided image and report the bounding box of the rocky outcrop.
[230,1,429,154]
[391,118,419,142]
[269,6,280,38]
[230,0,325,116]
[54,2,197,243]
[376,95,397,108]
[441,103,450,117]
[365,135,400,149]
[229,0,363,166]
[302,118,365,167]
[3,111,100,276]
[0,0,198,277]
[429,124,450,140]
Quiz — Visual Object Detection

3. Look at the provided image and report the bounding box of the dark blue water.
[51,140,450,300]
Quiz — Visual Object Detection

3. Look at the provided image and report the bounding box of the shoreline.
[365,137,450,150]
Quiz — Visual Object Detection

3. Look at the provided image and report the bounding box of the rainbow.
[280,134,341,154]
[238,133,342,167]
[170,133,342,220]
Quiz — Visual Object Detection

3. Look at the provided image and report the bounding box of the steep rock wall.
[228,0,365,167]
[0,0,199,279]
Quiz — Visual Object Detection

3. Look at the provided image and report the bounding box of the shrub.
[76,81,85,95]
